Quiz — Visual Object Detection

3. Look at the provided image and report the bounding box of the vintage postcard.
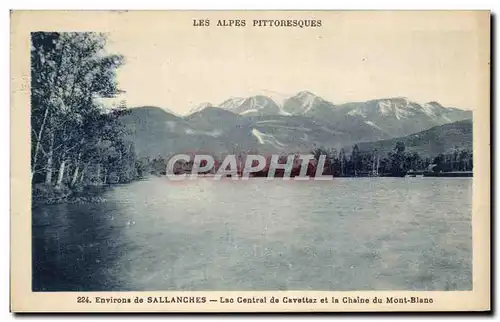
[10,10,490,312]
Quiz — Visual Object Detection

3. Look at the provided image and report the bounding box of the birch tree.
[31,32,132,188]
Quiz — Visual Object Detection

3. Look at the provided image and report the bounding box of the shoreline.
[32,172,473,206]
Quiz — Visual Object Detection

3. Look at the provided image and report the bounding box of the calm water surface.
[32,177,472,291]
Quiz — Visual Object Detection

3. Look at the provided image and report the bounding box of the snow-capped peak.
[296,90,317,99]
[283,91,322,115]
[218,95,281,116]
[426,101,444,108]
[281,91,337,116]
[219,97,247,111]
[420,101,446,117]
[374,98,415,120]
[377,100,392,116]
[248,96,271,111]
[296,92,318,114]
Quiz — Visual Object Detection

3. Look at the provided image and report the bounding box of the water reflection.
[32,200,129,291]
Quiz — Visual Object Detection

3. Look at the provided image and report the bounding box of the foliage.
[31,32,143,203]
[321,142,473,177]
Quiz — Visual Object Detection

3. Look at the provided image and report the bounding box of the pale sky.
[103,11,486,114]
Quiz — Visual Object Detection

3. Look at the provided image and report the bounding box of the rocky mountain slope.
[119,92,472,158]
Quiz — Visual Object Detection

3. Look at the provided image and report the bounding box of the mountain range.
[119,92,472,158]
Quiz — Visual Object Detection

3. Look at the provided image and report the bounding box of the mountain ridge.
[355,119,472,157]
[119,92,472,158]
[185,91,471,138]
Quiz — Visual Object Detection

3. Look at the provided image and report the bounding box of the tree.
[31,32,133,191]
[405,152,421,171]
[459,150,470,171]
[388,141,407,175]
[350,144,361,176]
[432,154,445,172]
[338,148,347,176]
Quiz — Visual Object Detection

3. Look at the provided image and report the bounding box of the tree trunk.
[79,164,87,184]
[71,165,80,187]
[56,159,66,187]
[70,152,81,187]
[44,132,54,185]
[31,105,50,181]
[96,163,102,185]
[32,47,64,182]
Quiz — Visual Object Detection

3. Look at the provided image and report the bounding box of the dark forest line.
[145,141,473,178]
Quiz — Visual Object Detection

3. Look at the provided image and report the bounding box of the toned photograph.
[10,10,490,311]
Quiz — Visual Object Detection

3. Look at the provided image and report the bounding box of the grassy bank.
[32,183,109,205]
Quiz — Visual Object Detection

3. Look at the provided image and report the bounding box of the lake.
[32,176,472,291]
